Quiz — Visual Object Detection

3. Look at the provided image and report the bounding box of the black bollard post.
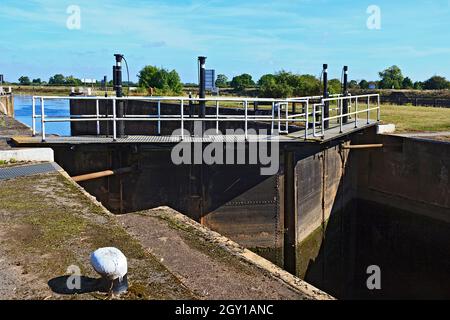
[323,64,330,129]
[113,54,125,137]
[342,66,349,124]
[198,56,207,134]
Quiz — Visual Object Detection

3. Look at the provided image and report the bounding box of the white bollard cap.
[90,247,128,294]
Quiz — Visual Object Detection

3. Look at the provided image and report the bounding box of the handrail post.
[40,97,46,142]
[337,99,340,124]
[305,100,309,139]
[321,102,325,138]
[285,102,289,133]
[157,100,161,135]
[271,102,275,134]
[112,98,117,141]
[244,100,248,140]
[377,94,381,122]
[367,96,370,124]
[277,102,281,132]
[312,104,316,137]
[216,100,219,134]
[181,99,185,141]
[96,99,100,135]
[355,97,359,128]
[339,98,343,134]
[32,96,36,137]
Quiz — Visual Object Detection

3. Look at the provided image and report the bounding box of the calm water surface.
[14,95,70,136]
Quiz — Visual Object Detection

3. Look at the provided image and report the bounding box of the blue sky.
[1,0,450,83]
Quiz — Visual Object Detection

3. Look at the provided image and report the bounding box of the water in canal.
[14,95,70,136]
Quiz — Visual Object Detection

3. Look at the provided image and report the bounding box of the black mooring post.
[103,75,108,97]
[323,64,330,129]
[113,54,125,137]
[198,56,207,133]
[342,66,349,124]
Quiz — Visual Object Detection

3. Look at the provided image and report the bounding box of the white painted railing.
[31,94,380,142]
[312,94,381,137]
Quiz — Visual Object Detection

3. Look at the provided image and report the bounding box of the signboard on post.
[205,69,216,91]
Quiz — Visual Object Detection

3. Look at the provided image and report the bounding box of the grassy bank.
[377,104,450,132]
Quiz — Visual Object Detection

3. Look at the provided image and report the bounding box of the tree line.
[216,65,450,97]
[12,65,450,98]
[15,74,138,87]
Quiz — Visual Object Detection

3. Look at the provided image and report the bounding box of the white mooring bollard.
[90,247,128,295]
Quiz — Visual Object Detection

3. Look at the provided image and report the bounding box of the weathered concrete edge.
[56,168,333,300]
[0,148,54,162]
[377,123,396,134]
[152,206,335,300]
[57,168,115,217]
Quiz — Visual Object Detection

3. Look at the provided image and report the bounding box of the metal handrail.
[312,94,381,138]
[32,96,310,142]
[31,94,380,142]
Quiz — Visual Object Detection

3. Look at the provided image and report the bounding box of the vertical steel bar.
[305,100,309,139]
[157,100,161,135]
[321,103,325,138]
[355,97,359,128]
[377,95,381,121]
[244,100,248,140]
[285,102,289,133]
[313,104,316,137]
[40,97,45,142]
[277,103,281,132]
[112,98,117,141]
[340,98,343,133]
[271,102,275,134]
[367,96,370,124]
[96,99,100,135]
[32,96,36,137]
[181,99,185,141]
[216,100,219,134]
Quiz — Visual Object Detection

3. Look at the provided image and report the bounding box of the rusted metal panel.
[202,171,283,265]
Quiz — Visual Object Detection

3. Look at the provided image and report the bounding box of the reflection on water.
[14,95,71,136]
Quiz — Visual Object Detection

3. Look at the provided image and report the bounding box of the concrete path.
[0,115,54,162]
[393,131,450,138]
[119,208,330,300]
[0,165,330,300]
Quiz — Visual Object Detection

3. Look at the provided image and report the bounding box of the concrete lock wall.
[293,127,450,299]
[65,100,450,298]
[53,142,285,267]
[0,94,14,116]
[351,129,450,299]
[286,141,358,298]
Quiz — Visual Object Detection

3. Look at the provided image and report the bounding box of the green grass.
[376,104,450,132]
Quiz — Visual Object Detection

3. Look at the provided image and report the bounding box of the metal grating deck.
[11,120,378,146]
[0,162,61,180]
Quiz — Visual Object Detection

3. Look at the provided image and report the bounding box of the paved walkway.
[0,165,329,300]
[393,131,450,138]
[0,115,31,150]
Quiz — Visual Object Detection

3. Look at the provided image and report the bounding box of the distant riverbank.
[7,85,110,96]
